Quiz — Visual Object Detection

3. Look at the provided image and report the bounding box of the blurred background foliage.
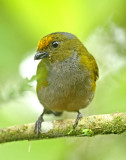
[0,0,126,160]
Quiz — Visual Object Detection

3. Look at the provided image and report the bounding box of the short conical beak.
[34,51,49,60]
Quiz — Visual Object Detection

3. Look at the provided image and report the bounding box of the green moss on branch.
[0,112,126,144]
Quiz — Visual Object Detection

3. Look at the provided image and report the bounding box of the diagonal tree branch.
[0,112,126,144]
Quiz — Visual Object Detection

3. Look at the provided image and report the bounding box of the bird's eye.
[52,41,60,48]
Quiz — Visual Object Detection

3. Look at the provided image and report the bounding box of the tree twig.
[0,112,126,144]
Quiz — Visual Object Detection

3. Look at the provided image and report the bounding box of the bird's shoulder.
[78,48,99,82]
[36,59,49,92]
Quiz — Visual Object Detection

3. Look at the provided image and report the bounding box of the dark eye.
[52,41,60,48]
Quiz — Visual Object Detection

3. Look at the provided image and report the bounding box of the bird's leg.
[73,111,83,129]
[34,109,45,135]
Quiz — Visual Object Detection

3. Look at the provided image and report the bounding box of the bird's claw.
[73,111,83,129]
[34,114,44,135]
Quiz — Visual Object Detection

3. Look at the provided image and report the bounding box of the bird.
[34,32,99,134]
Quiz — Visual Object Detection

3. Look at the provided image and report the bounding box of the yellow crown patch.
[37,35,53,51]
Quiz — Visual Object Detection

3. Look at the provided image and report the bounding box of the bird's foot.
[34,114,44,135]
[73,111,83,129]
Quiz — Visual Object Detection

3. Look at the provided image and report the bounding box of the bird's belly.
[37,74,95,112]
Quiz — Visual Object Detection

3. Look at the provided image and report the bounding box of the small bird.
[34,32,99,134]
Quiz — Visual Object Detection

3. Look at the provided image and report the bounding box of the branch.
[0,112,126,144]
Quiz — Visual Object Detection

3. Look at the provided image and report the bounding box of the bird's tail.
[44,109,63,116]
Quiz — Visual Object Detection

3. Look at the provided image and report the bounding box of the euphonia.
[34,32,99,134]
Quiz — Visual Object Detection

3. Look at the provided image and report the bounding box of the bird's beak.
[34,51,49,60]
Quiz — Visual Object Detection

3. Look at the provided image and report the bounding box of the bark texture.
[0,112,126,144]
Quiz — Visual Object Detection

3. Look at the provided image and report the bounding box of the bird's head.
[34,32,84,63]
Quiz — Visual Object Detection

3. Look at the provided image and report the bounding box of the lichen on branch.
[0,112,126,144]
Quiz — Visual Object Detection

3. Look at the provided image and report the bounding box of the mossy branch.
[0,112,126,144]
